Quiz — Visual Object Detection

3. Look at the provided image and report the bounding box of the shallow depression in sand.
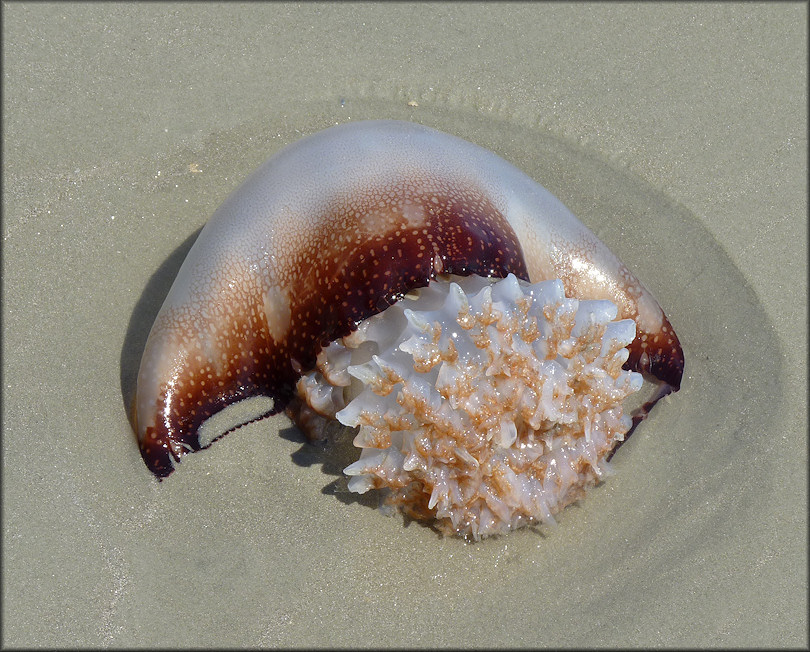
[115,98,783,646]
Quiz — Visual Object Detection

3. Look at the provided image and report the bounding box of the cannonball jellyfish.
[133,120,683,538]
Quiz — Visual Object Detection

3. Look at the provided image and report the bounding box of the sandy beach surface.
[3,3,806,647]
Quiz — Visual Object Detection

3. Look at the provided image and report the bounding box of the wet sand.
[3,3,806,647]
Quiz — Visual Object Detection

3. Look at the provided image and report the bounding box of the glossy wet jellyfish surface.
[133,120,683,540]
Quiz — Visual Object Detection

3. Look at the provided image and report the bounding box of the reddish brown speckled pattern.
[625,313,683,390]
[139,178,528,477]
